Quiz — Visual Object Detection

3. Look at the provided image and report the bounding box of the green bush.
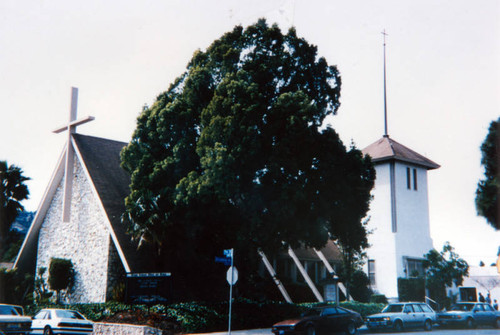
[48,258,74,303]
[339,301,384,317]
[0,268,33,305]
[398,277,425,302]
[370,294,388,304]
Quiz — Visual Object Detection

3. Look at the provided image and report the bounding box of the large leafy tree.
[0,161,30,250]
[121,20,375,299]
[476,118,500,230]
[423,242,469,309]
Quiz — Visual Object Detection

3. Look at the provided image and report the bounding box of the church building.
[362,135,439,300]
[14,87,343,304]
[14,88,156,303]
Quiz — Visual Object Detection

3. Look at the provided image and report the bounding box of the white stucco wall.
[394,163,434,276]
[36,159,111,303]
[365,162,398,298]
[366,161,434,299]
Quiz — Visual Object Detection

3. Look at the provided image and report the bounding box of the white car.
[366,302,437,332]
[0,304,32,335]
[31,309,93,335]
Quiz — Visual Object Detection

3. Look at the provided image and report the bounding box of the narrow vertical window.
[413,168,418,190]
[368,260,376,286]
[406,167,411,189]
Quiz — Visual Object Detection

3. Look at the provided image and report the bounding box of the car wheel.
[466,318,475,329]
[345,322,357,335]
[43,327,53,335]
[424,319,432,331]
[495,318,500,329]
[393,320,403,332]
[306,325,316,335]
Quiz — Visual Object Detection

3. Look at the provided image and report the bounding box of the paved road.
[194,326,500,335]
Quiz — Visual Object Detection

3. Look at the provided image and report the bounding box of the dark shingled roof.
[362,136,440,170]
[73,134,158,272]
[289,240,342,262]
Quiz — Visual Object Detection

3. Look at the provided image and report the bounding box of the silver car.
[31,309,93,335]
[366,302,436,332]
[437,302,500,329]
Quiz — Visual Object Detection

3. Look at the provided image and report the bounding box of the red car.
[272,306,363,335]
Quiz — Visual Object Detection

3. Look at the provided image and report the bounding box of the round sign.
[226,266,238,285]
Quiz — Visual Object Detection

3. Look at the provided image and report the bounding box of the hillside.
[0,211,35,262]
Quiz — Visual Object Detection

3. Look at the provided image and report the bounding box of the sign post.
[224,249,236,335]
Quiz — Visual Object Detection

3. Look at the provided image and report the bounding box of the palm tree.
[0,161,30,248]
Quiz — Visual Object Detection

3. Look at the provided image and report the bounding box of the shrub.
[398,277,425,302]
[0,268,33,305]
[339,301,384,317]
[370,294,388,304]
[48,258,74,303]
[348,270,373,302]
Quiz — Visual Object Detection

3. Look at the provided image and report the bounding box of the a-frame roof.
[72,134,159,272]
[362,136,440,170]
[15,134,157,275]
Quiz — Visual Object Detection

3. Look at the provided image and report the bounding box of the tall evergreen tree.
[476,118,500,230]
[121,20,375,299]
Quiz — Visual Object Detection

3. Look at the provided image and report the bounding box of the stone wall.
[36,160,112,303]
[93,323,162,335]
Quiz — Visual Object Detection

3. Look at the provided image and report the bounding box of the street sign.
[224,249,233,258]
[226,266,238,285]
[215,256,231,266]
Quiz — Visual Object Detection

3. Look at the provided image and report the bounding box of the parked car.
[437,302,500,329]
[0,304,32,335]
[365,302,436,332]
[272,305,364,335]
[31,309,93,335]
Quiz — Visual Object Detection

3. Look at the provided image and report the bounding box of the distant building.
[451,265,500,303]
[362,135,439,300]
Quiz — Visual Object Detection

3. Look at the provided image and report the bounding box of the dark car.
[0,304,32,335]
[437,302,500,329]
[272,306,364,335]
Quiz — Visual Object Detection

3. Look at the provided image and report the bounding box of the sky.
[1,0,499,266]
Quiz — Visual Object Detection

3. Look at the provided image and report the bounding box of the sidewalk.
[189,329,272,335]
[190,326,369,335]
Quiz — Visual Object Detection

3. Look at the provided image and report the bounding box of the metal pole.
[228,249,234,335]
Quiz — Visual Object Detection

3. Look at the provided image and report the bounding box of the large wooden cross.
[53,87,95,222]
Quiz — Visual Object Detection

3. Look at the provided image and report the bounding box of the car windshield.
[0,306,18,315]
[55,310,85,319]
[301,309,321,317]
[450,304,474,311]
[382,304,404,313]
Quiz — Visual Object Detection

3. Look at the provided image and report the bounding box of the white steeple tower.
[362,32,440,300]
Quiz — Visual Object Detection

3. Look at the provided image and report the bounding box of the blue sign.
[215,256,231,266]
[224,249,233,258]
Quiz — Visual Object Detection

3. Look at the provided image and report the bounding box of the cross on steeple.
[382,29,389,137]
[53,87,95,222]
